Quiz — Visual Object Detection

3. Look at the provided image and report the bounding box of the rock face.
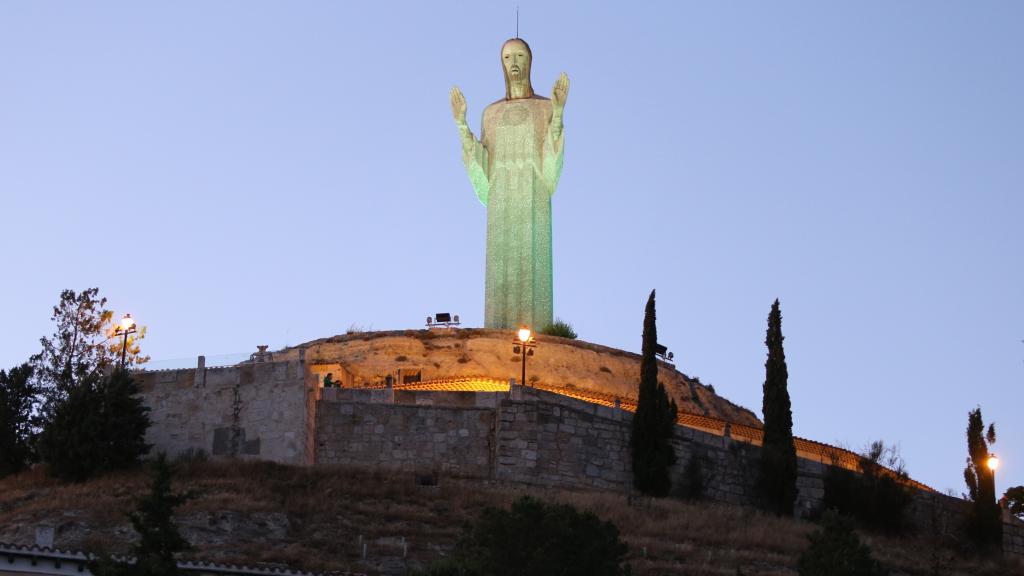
[273,329,759,427]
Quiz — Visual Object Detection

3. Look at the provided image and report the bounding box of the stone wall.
[137,359,311,464]
[313,386,819,510]
[1006,512,1024,557]
[137,361,1021,558]
[493,397,630,491]
[316,401,494,476]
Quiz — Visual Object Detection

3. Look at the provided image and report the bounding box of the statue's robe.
[458,96,564,330]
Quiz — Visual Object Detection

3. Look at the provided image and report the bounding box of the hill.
[1,461,1019,576]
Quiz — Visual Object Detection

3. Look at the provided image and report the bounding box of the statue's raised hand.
[450,86,468,124]
[552,72,569,113]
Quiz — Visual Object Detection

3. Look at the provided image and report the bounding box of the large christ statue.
[450,38,569,330]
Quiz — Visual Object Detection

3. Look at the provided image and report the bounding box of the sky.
[1,1,1021,496]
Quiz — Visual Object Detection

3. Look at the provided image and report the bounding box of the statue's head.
[501,38,534,99]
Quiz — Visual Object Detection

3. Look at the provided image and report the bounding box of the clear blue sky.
[2,2,1021,496]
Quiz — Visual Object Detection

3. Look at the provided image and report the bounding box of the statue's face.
[501,40,531,82]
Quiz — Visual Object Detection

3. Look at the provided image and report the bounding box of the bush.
[422,496,629,576]
[1004,486,1024,520]
[90,454,193,576]
[677,455,706,501]
[798,511,888,576]
[822,442,913,534]
[541,319,577,339]
[38,369,151,482]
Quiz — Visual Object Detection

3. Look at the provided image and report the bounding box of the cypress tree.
[962,406,1001,548]
[630,290,678,496]
[759,299,798,515]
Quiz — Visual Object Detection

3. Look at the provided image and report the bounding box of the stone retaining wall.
[493,398,630,490]
[316,401,494,477]
[1006,512,1024,557]
[137,363,1019,558]
[136,359,312,464]
[314,386,822,511]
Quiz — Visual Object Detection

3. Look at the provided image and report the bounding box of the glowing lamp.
[517,327,532,343]
[120,313,136,332]
[987,454,1000,472]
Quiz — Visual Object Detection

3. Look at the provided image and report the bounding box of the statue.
[451,38,569,330]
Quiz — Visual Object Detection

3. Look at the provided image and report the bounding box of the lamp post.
[513,327,536,386]
[988,453,1000,497]
[114,313,137,371]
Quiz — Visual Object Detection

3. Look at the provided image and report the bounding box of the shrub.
[90,454,194,576]
[677,455,706,501]
[38,369,151,482]
[1003,486,1024,520]
[822,441,913,534]
[541,319,577,339]
[798,511,888,576]
[422,496,629,576]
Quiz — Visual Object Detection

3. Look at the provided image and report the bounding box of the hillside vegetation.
[0,461,1019,576]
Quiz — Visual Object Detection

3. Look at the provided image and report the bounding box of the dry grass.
[1,462,1020,576]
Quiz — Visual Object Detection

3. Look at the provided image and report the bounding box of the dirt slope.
[1,462,1018,576]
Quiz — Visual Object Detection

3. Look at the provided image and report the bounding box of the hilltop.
[273,328,760,426]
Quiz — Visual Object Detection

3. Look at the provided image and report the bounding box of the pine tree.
[91,454,193,576]
[0,363,39,478]
[759,299,798,516]
[38,369,151,482]
[630,289,678,497]
[962,406,1001,548]
[32,288,113,413]
[32,288,149,424]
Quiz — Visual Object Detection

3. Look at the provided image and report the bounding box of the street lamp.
[988,454,1000,472]
[988,453,1000,494]
[513,327,536,386]
[114,313,137,371]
